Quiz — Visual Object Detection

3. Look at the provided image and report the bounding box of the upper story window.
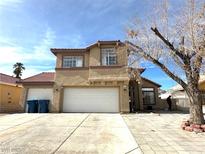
[63,56,83,68]
[101,48,117,66]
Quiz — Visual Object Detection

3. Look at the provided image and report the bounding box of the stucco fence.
[164,93,205,113]
[159,99,177,111]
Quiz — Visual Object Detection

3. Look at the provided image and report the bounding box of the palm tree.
[13,62,25,79]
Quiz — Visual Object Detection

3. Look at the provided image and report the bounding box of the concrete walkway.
[0,113,141,154]
[123,112,205,154]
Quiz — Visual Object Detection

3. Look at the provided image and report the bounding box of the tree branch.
[126,41,188,89]
[151,27,186,60]
[151,27,196,81]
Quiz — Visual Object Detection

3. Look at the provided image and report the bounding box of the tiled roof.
[51,40,123,55]
[21,72,55,83]
[0,73,20,84]
[50,48,86,53]
[141,77,161,87]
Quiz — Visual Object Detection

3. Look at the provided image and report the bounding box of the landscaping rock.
[181,121,205,133]
[181,123,186,130]
[185,126,193,132]
[182,120,190,126]
[193,128,203,133]
[190,124,201,129]
[201,124,205,131]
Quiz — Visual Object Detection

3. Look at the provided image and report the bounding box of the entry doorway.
[129,80,140,112]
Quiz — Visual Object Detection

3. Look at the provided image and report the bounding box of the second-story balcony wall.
[55,68,89,86]
[88,66,129,81]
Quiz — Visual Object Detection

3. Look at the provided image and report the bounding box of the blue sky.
[0,0,181,90]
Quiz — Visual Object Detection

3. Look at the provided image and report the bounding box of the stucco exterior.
[141,78,163,110]
[0,83,23,113]
[52,41,130,112]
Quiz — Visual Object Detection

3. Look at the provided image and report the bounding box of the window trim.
[62,55,84,68]
[142,87,156,105]
[100,47,117,66]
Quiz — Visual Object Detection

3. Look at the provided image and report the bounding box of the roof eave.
[19,81,54,85]
[141,77,161,87]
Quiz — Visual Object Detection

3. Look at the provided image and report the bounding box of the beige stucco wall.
[89,67,128,79]
[0,83,23,113]
[141,79,163,110]
[89,46,100,66]
[54,72,129,113]
[55,69,89,86]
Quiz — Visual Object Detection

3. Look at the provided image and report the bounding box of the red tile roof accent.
[22,72,55,83]
[0,73,20,84]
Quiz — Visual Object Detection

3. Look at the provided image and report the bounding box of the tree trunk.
[188,91,204,124]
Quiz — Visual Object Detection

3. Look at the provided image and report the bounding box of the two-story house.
[19,40,162,113]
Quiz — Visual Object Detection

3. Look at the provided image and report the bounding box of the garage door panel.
[26,88,53,112]
[27,88,53,100]
[63,88,119,113]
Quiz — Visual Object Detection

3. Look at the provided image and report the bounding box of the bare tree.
[126,0,205,124]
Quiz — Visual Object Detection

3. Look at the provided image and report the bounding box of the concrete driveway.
[0,113,141,154]
[123,112,205,154]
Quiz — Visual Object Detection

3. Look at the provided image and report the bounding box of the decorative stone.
[193,128,203,133]
[185,126,193,132]
[182,121,190,126]
[201,124,205,131]
[181,124,186,130]
[190,124,201,129]
[201,124,205,129]
[181,121,205,133]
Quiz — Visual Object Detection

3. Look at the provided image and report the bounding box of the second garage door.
[63,88,119,112]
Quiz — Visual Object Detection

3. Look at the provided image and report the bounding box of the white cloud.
[32,27,56,61]
[0,47,23,63]
[0,27,56,78]
[0,0,23,9]
[0,27,56,63]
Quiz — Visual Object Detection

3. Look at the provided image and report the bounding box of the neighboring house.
[0,73,22,113]
[167,75,205,112]
[19,40,162,113]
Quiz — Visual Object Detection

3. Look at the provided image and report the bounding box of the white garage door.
[63,88,119,112]
[27,88,53,102]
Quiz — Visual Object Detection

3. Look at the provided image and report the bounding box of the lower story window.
[142,88,155,105]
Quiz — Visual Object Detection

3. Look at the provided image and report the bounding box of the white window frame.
[63,56,83,68]
[101,48,117,66]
